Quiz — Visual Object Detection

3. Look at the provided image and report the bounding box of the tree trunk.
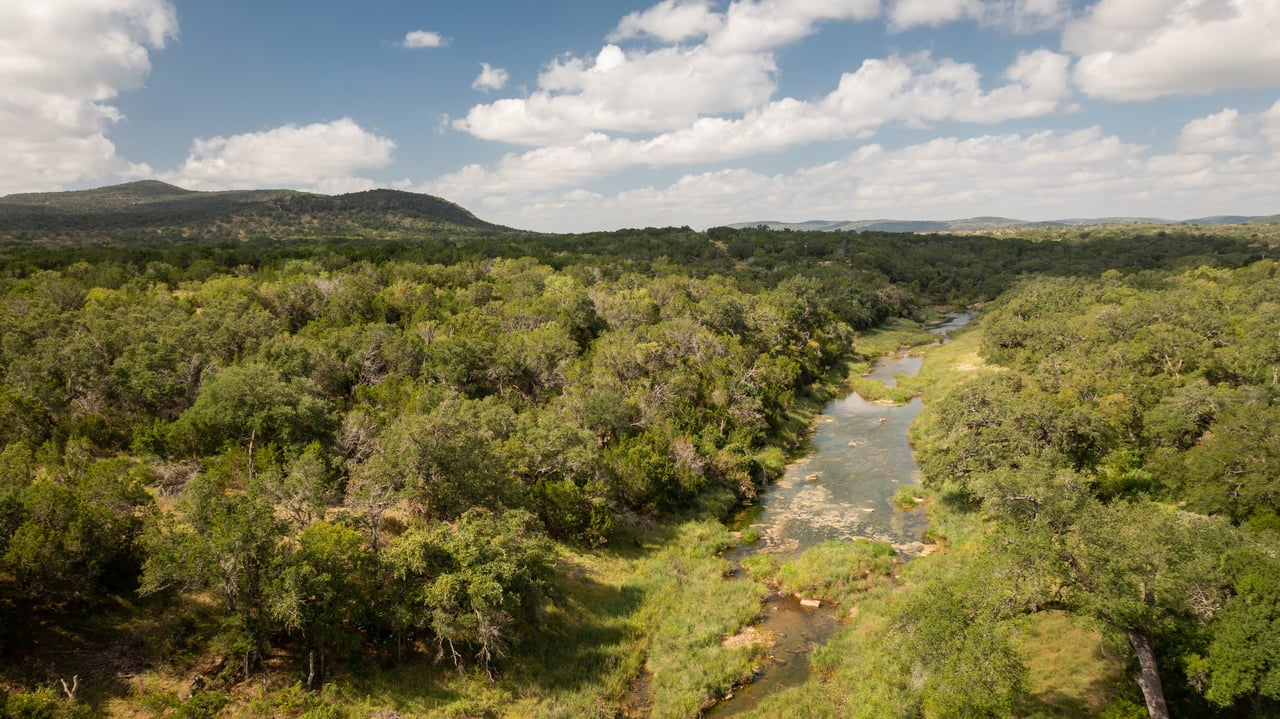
[1126,628,1169,719]
[307,649,316,690]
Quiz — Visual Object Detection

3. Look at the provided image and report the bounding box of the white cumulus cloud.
[1178,101,1280,153]
[609,0,723,43]
[888,0,1070,32]
[403,30,449,48]
[453,0,898,147]
[456,43,778,144]
[451,0,1071,170]
[435,50,1071,196]
[451,127,1280,232]
[706,0,881,53]
[1065,0,1280,100]
[162,118,395,192]
[472,63,510,92]
[0,0,177,195]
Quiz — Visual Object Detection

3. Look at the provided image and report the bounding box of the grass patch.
[852,318,939,358]
[774,540,896,608]
[1015,612,1126,718]
[892,484,924,510]
[740,553,779,582]
[761,583,920,718]
[845,375,917,404]
[634,521,768,719]
[897,320,995,403]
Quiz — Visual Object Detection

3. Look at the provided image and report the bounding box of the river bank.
[704,312,975,717]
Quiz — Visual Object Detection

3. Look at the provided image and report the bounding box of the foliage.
[3,197,1279,716]
[908,260,1280,716]
[2,686,94,719]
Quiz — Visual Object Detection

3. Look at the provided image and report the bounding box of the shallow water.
[737,310,974,555]
[707,312,973,717]
[741,392,927,555]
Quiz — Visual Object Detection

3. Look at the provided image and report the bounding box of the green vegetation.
[901,261,1280,717]
[2,183,1279,717]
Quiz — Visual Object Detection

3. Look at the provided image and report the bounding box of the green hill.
[0,181,510,241]
[0,180,199,208]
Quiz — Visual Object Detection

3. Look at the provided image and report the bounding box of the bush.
[3,687,93,719]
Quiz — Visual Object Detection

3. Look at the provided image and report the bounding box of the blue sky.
[3,0,1279,231]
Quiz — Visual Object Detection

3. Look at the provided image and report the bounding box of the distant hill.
[732,214,1279,233]
[0,181,509,241]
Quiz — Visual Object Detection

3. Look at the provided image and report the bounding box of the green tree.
[175,363,334,456]
[1187,545,1280,710]
[140,465,286,678]
[2,449,152,604]
[1182,401,1280,522]
[271,521,373,688]
[893,578,1028,718]
[380,509,557,677]
[264,442,340,530]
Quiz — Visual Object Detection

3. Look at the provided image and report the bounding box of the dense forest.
[1,186,1279,718]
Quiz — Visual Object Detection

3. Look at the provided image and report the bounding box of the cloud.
[402,30,448,48]
[1178,101,1280,153]
[435,50,1071,195]
[1177,108,1255,154]
[889,0,983,29]
[888,0,1070,33]
[472,63,510,92]
[447,127,1280,232]
[1264,101,1280,146]
[1065,0,1280,100]
[162,118,395,192]
[454,0,892,146]
[455,43,778,145]
[706,0,881,53]
[824,49,1071,126]
[0,0,177,195]
[609,0,723,43]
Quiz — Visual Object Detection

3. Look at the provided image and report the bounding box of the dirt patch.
[722,625,775,650]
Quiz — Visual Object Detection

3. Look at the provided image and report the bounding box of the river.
[707,311,975,717]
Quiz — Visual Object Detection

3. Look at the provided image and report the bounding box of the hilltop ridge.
[0,181,509,241]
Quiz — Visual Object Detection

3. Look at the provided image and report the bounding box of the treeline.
[4,222,1275,301]
[905,261,1280,716]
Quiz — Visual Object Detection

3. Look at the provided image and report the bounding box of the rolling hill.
[0,181,510,241]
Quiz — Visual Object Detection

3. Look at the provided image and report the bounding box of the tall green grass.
[633,522,768,719]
